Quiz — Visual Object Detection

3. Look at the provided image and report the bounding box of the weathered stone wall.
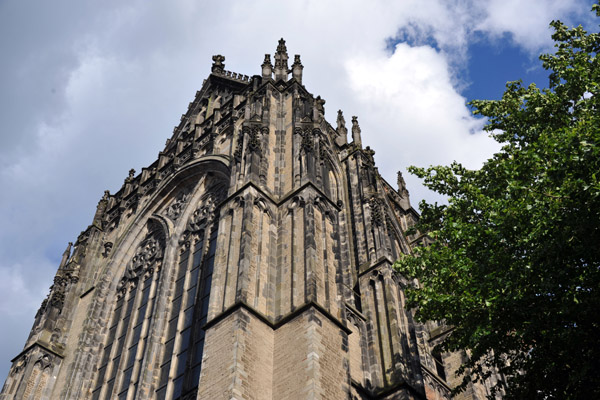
[273,308,348,400]
[198,309,274,400]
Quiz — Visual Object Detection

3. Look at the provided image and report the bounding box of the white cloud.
[477,0,591,52]
[345,43,500,204]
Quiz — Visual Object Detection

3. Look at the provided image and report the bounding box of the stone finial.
[292,54,303,83]
[276,38,287,55]
[211,55,225,73]
[102,190,110,201]
[125,169,135,184]
[261,54,273,79]
[351,116,362,147]
[337,110,348,137]
[274,38,289,81]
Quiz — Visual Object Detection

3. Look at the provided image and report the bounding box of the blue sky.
[464,36,568,109]
[0,0,596,383]
[464,37,548,100]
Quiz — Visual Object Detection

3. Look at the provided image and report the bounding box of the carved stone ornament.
[178,231,193,254]
[254,197,270,215]
[187,197,216,233]
[369,196,383,226]
[233,134,244,161]
[125,168,136,184]
[319,138,327,160]
[346,305,364,328]
[242,126,262,154]
[35,271,79,314]
[363,146,375,165]
[185,185,227,234]
[248,127,261,152]
[11,354,29,375]
[119,229,165,293]
[315,96,326,122]
[165,191,190,221]
[35,353,54,370]
[211,54,225,73]
[288,195,305,210]
[300,128,313,152]
[336,110,347,137]
[371,268,384,281]
[50,291,66,309]
[102,242,113,258]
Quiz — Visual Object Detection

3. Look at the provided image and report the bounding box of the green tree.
[394,5,600,399]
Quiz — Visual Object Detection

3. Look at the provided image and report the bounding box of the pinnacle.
[276,38,287,55]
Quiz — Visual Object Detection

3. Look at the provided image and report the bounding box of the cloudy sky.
[0,0,595,381]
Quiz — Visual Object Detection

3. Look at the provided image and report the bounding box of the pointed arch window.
[155,188,223,400]
[91,222,166,400]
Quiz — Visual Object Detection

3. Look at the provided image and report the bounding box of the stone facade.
[1,39,499,400]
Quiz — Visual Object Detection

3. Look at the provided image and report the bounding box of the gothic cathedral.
[1,40,496,400]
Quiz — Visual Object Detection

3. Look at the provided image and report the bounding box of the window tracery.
[91,223,165,400]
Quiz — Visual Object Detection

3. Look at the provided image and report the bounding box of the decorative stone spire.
[351,116,362,147]
[397,171,411,209]
[211,55,225,74]
[291,54,303,83]
[397,171,408,195]
[274,38,289,81]
[58,242,73,270]
[261,54,273,79]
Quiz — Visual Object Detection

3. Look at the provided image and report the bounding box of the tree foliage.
[394,5,600,399]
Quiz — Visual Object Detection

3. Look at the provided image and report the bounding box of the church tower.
[1,40,496,400]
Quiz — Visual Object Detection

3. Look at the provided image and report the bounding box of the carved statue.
[351,116,362,147]
[315,96,325,114]
[337,110,348,138]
